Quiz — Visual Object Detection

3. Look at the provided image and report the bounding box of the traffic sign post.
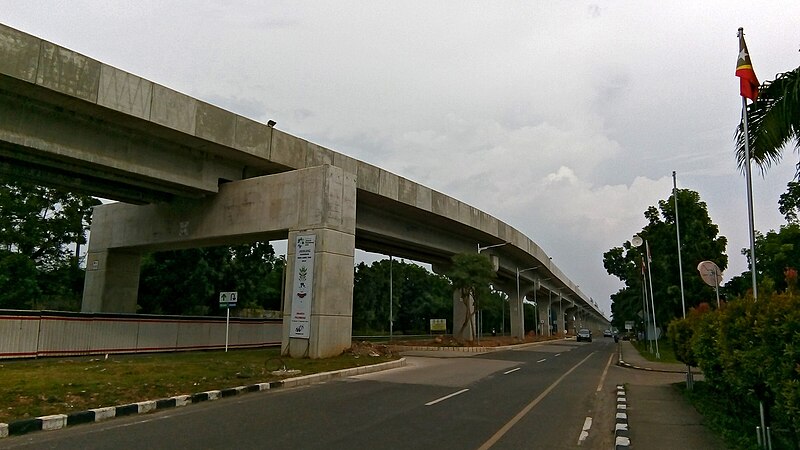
[219,292,238,352]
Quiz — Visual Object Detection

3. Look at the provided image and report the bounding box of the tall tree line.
[0,178,98,310]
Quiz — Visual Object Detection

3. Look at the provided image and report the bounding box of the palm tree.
[735,66,800,175]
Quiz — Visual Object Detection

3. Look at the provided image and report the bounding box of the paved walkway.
[613,341,726,450]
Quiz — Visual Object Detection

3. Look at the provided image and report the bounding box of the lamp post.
[389,255,393,341]
[477,242,510,253]
[534,277,552,335]
[515,266,539,337]
[475,241,509,342]
[632,234,660,359]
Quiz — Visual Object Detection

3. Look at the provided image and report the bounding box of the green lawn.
[0,347,398,424]
[630,338,679,363]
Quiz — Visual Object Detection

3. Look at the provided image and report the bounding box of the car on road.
[603,329,612,337]
[576,328,592,342]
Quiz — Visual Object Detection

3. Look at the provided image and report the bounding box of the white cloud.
[3,0,799,319]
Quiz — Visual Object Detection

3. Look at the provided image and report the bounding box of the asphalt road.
[1,338,619,449]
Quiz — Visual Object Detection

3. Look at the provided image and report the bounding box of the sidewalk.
[613,341,725,450]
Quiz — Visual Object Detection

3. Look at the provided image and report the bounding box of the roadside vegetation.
[668,289,800,450]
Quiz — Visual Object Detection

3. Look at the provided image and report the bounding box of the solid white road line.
[577,416,592,445]
[503,367,521,375]
[596,352,615,392]
[425,389,469,406]
[476,352,596,450]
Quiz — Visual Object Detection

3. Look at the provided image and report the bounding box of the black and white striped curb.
[615,384,630,449]
[0,358,405,438]
[617,347,684,374]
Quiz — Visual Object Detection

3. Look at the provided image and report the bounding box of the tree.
[728,224,800,298]
[735,67,800,176]
[778,181,800,224]
[0,178,99,309]
[445,253,495,341]
[137,242,284,316]
[352,259,451,335]
[604,189,727,330]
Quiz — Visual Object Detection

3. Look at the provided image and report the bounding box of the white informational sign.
[625,321,634,330]
[289,234,316,339]
[429,319,446,332]
[219,291,238,308]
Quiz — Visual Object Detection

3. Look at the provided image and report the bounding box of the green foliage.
[779,181,800,224]
[735,66,800,174]
[446,253,496,340]
[137,243,284,316]
[728,224,800,298]
[0,178,98,310]
[352,259,452,334]
[0,251,41,309]
[604,189,727,330]
[674,293,800,446]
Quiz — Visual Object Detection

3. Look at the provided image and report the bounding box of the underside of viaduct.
[0,23,609,358]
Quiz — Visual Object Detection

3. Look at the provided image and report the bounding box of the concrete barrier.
[0,310,281,359]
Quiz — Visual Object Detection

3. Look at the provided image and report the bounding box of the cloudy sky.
[3,1,799,318]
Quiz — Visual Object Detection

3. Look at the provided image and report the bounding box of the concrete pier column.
[535,297,548,336]
[82,249,141,313]
[556,296,565,337]
[452,289,475,341]
[508,282,530,340]
[282,228,355,359]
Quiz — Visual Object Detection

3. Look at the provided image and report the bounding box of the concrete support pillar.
[452,289,475,341]
[82,165,356,359]
[282,228,355,359]
[501,281,527,340]
[82,249,141,313]
[556,296,565,337]
[535,297,548,336]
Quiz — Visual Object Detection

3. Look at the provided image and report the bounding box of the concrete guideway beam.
[83,165,356,359]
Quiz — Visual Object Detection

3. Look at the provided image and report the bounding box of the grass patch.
[0,347,398,423]
[630,338,679,363]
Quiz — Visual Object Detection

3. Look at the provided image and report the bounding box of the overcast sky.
[4,1,799,318]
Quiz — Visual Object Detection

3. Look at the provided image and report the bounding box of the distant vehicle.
[603,329,612,337]
[577,328,592,342]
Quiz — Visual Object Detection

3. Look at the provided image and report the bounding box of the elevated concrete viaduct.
[0,24,608,358]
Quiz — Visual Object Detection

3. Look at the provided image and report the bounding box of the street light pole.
[475,241,509,342]
[477,242,510,253]
[645,240,660,359]
[515,266,539,338]
[389,255,393,341]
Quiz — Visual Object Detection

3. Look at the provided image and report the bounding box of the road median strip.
[0,358,405,438]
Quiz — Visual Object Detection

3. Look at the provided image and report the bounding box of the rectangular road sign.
[219,291,238,308]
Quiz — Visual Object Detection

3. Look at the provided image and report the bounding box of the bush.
[680,292,800,447]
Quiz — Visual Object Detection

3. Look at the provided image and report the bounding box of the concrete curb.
[0,357,406,438]
[615,384,630,449]
[616,343,686,374]
[392,337,569,354]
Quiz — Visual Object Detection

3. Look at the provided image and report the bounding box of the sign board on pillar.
[289,234,316,339]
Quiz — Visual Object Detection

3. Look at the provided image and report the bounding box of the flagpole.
[741,98,758,300]
[673,171,686,318]
[738,27,758,301]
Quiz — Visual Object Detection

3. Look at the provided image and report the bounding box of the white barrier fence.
[0,310,282,359]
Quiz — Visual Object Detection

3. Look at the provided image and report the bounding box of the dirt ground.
[349,333,563,357]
